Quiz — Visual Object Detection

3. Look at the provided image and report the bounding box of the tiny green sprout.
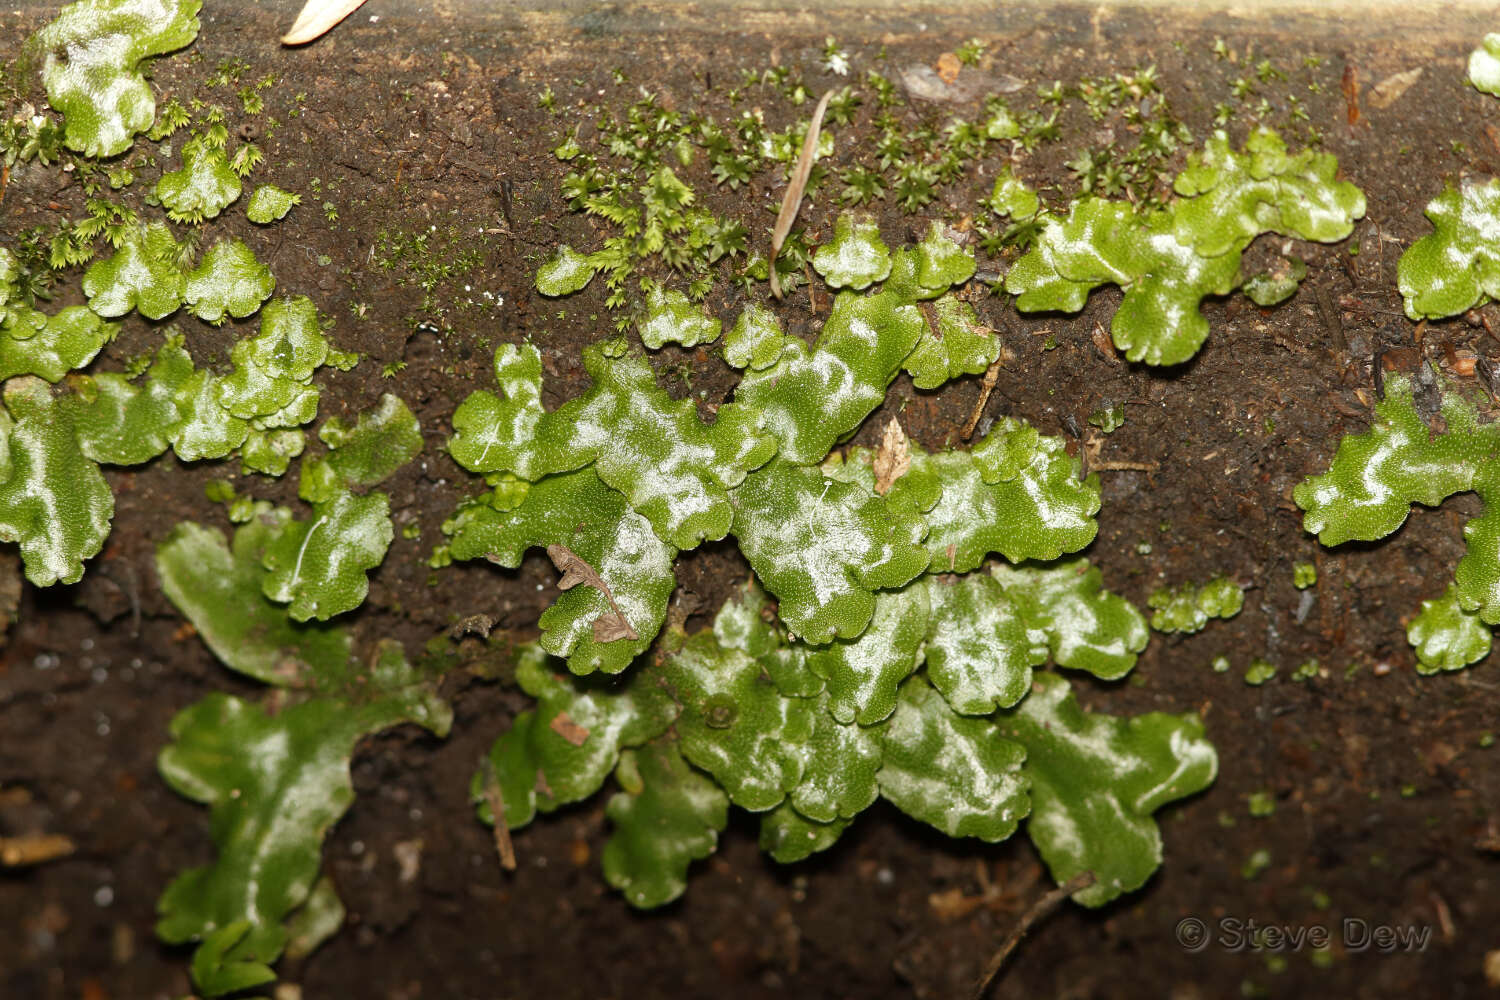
[537,85,556,112]
[839,167,885,207]
[1255,59,1285,83]
[1400,784,1418,799]
[1480,732,1495,749]
[1241,848,1272,880]
[1210,655,1230,674]
[1230,77,1257,99]
[1088,405,1124,434]
[1247,791,1275,817]
[238,86,263,116]
[1149,576,1244,634]
[1245,659,1277,686]
[1242,255,1306,307]
[381,361,407,379]
[204,479,236,504]
[401,521,420,540]
[1212,37,1230,60]
[1292,659,1320,682]
[322,201,339,223]
[149,98,191,141]
[955,38,987,66]
[824,86,861,125]
[820,37,850,76]
[1293,562,1317,589]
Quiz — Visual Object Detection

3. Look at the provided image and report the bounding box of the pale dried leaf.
[872,418,910,495]
[1368,67,1423,109]
[282,0,369,45]
[770,89,834,299]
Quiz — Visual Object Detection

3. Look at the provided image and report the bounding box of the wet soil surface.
[4,3,1500,998]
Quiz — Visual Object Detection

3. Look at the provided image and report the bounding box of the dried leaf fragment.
[0,832,76,867]
[936,52,962,84]
[549,710,591,747]
[282,0,368,45]
[547,543,639,642]
[770,89,834,299]
[872,418,910,495]
[1341,62,1361,126]
[1367,67,1422,109]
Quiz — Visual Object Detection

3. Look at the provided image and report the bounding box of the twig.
[972,870,1096,1000]
[1091,460,1158,472]
[1314,285,1346,353]
[481,757,518,871]
[963,358,1003,439]
[769,89,833,299]
[0,832,75,867]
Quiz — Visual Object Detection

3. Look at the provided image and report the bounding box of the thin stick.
[971,870,1095,1000]
[1091,460,1158,472]
[963,358,1002,439]
[769,89,834,299]
[482,758,518,871]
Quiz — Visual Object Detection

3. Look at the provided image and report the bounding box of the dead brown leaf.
[0,832,75,867]
[872,418,909,495]
[546,544,639,642]
[549,710,591,747]
[935,52,962,84]
[1341,62,1361,126]
[1090,322,1119,363]
[929,887,987,922]
[769,90,834,299]
[1367,67,1423,109]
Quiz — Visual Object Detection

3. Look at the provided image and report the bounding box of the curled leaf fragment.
[549,543,639,642]
[282,0,369,45]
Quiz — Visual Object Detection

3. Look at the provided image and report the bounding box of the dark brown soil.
[4,3,1500,998]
